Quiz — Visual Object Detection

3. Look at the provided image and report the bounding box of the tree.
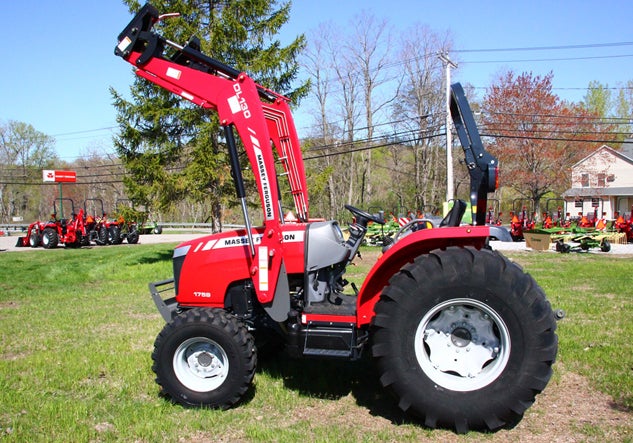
[582,80,611,117]
[112,0,308,231]
[0,120,57,223]
[581,80,633,145]
[301,23,341,219]
[482,71,614,210]
[389,24,452,210]
[346,12,394,205]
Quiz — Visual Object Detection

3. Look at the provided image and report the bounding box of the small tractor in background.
[111,199,143,244]
[509,199,535,241]
[614,206,633,241]
[115,199,162,235]
[84,198,116,245]
[16,198,86,249]
[115,5,558,433]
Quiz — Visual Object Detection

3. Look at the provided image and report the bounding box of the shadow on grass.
[257,352,417,425]
[135,250,174,264]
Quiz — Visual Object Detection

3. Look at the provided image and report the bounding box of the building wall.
[566,146,633,219]
[570,148,633,188]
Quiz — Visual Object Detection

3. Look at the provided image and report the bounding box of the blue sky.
[1,0,632,161]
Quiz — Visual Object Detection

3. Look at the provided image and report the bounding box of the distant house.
[562,144,633,220]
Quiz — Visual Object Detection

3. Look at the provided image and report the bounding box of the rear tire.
[152,308,256,409]
[96,226,108,245]
[371,246,557,433]
[126,227,140,244]
[41,228,59,249]
[108,225,122,244]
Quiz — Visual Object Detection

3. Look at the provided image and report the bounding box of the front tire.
[29,230,41,247]
[371,247,558,433]
[152,308,256,409]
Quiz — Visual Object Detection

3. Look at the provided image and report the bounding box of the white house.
[562,144,633,220]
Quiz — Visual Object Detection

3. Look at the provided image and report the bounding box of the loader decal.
[228,83,251,119]
[252,141,274,221]
[193,234,268,252]
[166,67,182,79]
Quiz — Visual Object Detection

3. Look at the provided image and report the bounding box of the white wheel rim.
[414,298,510,392]
[173,337,229,392]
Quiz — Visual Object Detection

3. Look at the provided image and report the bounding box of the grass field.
[0,244,631,442]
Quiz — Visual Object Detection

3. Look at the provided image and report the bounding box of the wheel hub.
[415,299,510,391]
[187,349,224,378]
[174,337,229,392]
[450,327,472,347]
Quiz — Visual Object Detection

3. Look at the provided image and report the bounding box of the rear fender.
[355,225,491,326]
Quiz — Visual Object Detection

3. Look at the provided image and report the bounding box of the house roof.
[620,143,633,160]
[562,186,633,198]
[571,144,633,168]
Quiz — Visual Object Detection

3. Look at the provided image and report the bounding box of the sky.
[1,0,632,161]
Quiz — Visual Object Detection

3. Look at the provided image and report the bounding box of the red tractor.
[16,198,87,249]
[84,198,140,245]
[115,5,558,433]
[614,206,633,242]
[84,198,113,245]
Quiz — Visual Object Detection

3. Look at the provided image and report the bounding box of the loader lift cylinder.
[224,124,255,257]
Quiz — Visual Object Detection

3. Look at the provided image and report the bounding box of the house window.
[574,199,583,208]
[597,173,606,187]
[581,173,589,187]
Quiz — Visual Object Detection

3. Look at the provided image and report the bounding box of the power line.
[51,126,117,137]
[462,53,633,65]
[453,41,633,54]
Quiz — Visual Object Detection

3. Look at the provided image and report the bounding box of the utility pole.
[439,53,458,202]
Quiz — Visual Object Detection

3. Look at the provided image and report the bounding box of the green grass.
[502,252,633,410]
[0,244,631,441]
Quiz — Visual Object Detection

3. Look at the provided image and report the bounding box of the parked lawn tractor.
[16,198,86,249]
[115,5,558,433]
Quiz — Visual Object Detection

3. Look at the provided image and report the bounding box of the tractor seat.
[440,200,467,227]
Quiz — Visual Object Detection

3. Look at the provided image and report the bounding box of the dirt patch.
[498,366,631,442]
[179,365,632,442]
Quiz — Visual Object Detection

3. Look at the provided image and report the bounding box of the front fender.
[355,225,491,326]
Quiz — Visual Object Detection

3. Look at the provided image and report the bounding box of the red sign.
[42,170,77,183]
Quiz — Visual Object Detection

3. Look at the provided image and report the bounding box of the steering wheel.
[344,204,385,225]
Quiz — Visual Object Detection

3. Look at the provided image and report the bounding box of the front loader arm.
[114,4,309,303]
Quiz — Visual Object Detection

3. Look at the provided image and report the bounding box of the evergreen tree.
[111,0,307,230]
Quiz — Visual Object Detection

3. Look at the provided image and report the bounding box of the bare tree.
[390,24,452,210]
[302,24,339,218]
[345,12,395,205]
